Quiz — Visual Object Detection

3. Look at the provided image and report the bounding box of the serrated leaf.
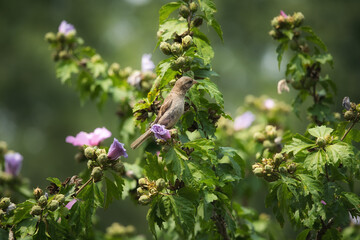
[33,221,47,240]
[104,176,118,208]
[298,174,321,198]
[296,229,311,240]
[159,19,188,42]
[10,200,36,225]
[343,192,360,212]
[193,35,214,65]
[304,149,326,175]
[198,0,223,41]
[308,125,333,138]
[204,191,218,203]
[159,2,181,25]
[144,152,165,180]
[282,134,315,155]
[325,142,352,165]
[168,195,195,234]
[276,41,288,70]
[196,79,224,108]
[147,198,164,239]
[56,60,79,84]
[46,177,62,187]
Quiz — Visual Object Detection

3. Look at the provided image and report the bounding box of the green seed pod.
[45,32,56,43]
[0,141,7,155]
[253,132,266,142]
[91,167,103,182]
[179,5,190,18]
[265,125,277,139]
[91,54,102,63]
[263,140,274,149]
[0,209,5,218]
[279,166,287,174]
[171,42,183,55]
[112,161,125,174]
[33,187,43,200]
[189,2,198,12]
[138,178,148,187]
[87,160,97,169]
[137,187,146,196]
[293,12,304,26]
[156,178,166,191]
[0,198,10,210]
[58,50,70,60]
[274,153,284,166]
[287,163,297,173]
[55,194,65,204]
[38,195,48,208]
[48,200,59,211]
[84,147,96,159]
[160,42,172,55]
[264,164,273,173]
[344,110,356,121]
[182,35,193,49]
[95,148,106,157]
[316,137,327,148]
[138,195,152,205]
[253,167,264,177]
[192,17,203,27]
[30,205,42,216]
[356,104,360,112]
[174,56,186,68]
[97,153,108,166]
[56,32,66,42]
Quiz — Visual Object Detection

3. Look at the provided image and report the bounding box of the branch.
[75,177,93,196]
[341,115,359,141]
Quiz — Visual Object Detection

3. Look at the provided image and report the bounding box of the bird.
[131,76,197,149]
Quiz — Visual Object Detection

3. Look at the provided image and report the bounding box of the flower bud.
[138,178,148,187]
[253,167,264,177]
[265,125,277,139]
[112,161,125,174]
[263,140,274,149]
[182,35,193,49]
[344,110,356,121]
[0,198,10,210]
[65,31,76,41]
[138,195,152,205]
[91,54,102,63]
[33,187,43,199]
[192,17,203,27]
[156,178,166,191]
[97,153,108,166]
[316,137,326,148]
[108,63,121,76]
[59,50,70,60]
[293,12,304,26]
[274,153,284,166]
[287,163,297,173]
[171,42,183,55]
[91,167,103,182]
[38,195,48,208]
[48,200,59,211]
[254,132,266,142]
[174,56,186,68]
[56,32,66,42]
[87,160,97,169]
[137,187,146,196]
[189,2,198,12]
[356,104,360,113]
[55,194,65,204]
[0,141,7,155]
[179,5,190,18]
[84,147,96,159]
[279,166,287,174]
[44,32,56,43]
[264,164,273,173]
[160,42,172,55]
[95,148,107,157]
[0,209,5,218]
[30,205,42,216]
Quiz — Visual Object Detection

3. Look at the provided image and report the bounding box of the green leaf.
[308,125,333,138]
[314,53,333,66]
[204,191,218,203]
[56,60,79,84]
[17,218,38,239]
[146,197,165,238]
[325,142,352,165]
[282,134,315,155]
[304,149,326,175]
[164,147,190,180]
[276,41,288,70]
[104,176,118,208]
[159,2,181,25]
[196,79,224,108]
[296,229,311,240]
[198,0,223,41]
[159,19,188,42]
[10,200,36,225]
[168,195,196,234]
[298,174,321,198]
[343,192,360,212]
[33,221,47,240]
[193,35,214,65]
[46,177,62,187]
[144,152,166,180]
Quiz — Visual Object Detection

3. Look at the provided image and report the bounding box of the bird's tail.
[131,129,152,149]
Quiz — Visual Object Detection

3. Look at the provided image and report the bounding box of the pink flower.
[234,111,255,131]
[280,10,288,18]
[4,152,23,176]
[58,20,76,36]
[321,200,327,205]
[108,138,128,160]
[141,54,155,72]
[65,199,78,210]
[66,127,111,146]
[264,98,275,110]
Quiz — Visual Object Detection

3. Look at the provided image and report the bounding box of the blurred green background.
[1,0,360,238]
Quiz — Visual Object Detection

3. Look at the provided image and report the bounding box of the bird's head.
[174,76,197,93]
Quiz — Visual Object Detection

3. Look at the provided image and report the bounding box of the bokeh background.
[1,0,360,238]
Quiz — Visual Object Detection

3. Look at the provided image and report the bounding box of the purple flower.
[127,71,142,86]
[280,10,288,18]
[141,54,155,72]
[151,124,171,141]
[321,200,327,205]
[58,20,76,36]
[66,127,111,146]
[342,96,351,110]
[108,138,128,160]
[264,98,275,110]
[4,152,23,176]
[65,199,78,210]
[234,111,255,131]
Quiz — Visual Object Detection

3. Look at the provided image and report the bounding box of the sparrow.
[131,76,197,149]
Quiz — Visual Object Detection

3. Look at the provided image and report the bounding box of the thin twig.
[75,177,93,196]
[341,116,359,141]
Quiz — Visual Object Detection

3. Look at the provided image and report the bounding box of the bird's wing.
[153,97,173,124]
